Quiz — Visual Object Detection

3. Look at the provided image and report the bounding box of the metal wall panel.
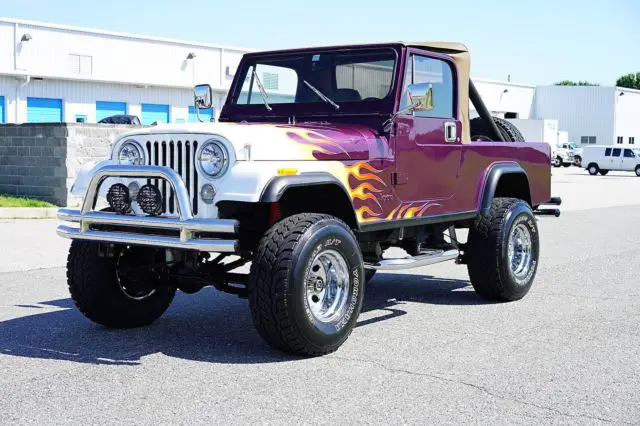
[534,86,615,145]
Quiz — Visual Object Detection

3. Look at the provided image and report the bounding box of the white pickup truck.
[551,143,575,167]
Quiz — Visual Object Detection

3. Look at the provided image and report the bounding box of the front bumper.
[57,164,239,253]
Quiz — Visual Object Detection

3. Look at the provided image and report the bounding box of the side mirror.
[406,83,434,112]
[194,84,213,109]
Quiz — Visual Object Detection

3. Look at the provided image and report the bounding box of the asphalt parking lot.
[1,166,640,425]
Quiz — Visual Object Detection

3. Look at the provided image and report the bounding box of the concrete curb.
[0,207,59,219]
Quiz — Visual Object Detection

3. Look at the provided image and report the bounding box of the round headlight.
[198,140,228,177]
[118,141,144,165]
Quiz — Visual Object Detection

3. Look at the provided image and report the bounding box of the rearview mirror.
[194,84,213,109]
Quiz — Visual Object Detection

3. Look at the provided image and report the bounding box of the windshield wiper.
[252,68,272,111]
[303,80,339,110]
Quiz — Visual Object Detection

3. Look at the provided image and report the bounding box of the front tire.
[248,213,365,356]
[67,241,176,328]
[553,157,562,167]
[466,198,540,302]
[635,166,640,177]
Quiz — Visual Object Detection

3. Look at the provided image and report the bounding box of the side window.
[612,148,621,157]
[605,148,612,156]
[624,149,635,158]
[400,54,454,119]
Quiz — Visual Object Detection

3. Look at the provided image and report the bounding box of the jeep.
[57,42,561,355]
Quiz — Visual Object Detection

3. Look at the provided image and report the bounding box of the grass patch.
[0,194,57,208]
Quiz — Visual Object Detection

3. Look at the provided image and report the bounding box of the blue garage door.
[27,97,63,123]
[0,96,4,124]
[188,106,215,123]
[141,104,170,125]
[96,101,127,122]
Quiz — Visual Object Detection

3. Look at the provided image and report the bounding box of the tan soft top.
[405,42,471,143]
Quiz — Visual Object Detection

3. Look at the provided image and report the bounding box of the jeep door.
[393,49,462,204]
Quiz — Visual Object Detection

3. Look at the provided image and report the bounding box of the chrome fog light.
[137,184,163,216]
[106,183,131,213]
[200,184,216,204]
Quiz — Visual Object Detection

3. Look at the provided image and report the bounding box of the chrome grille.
[145,140,199,215]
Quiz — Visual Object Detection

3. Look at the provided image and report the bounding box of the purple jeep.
[57,42,560,355]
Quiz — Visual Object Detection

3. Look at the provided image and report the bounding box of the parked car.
[582,145,640,176]
[98,114,141,125]
[551,144,574,167]
[56,41,560,356]
[557,142,582,166]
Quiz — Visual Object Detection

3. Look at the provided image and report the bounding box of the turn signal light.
[277,168,298,176]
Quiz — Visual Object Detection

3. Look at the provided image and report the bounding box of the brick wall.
[0,123,136,206]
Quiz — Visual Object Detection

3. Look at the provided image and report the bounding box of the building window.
[262,72,279,90]
[75,115,87,123]
[617,136,624,144]
[581,136,596,144]
[68,54,93,76]
[630,137,635,145]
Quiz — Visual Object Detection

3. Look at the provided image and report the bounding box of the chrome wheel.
[305,248,350,324]
[507,223,533,282]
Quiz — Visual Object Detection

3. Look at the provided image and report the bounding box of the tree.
[554,80,599,86]
[616,73,640,90]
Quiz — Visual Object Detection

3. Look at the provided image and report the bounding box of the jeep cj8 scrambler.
[57,42,561,355]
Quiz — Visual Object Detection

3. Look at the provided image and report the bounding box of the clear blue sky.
[2,0,638,86]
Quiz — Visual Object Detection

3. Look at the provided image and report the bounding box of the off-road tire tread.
[466,197,525,301]
[470,116,525,142]
[248,213,357,356]
[67,241,175,328]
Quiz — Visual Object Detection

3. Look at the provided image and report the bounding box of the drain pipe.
[16,75,30,123]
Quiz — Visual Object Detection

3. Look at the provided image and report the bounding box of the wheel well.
[278,184,358,229]
[494,173,531,206]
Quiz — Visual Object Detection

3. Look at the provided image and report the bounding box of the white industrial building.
[1,17,638,148]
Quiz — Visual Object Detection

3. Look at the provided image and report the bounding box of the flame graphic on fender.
[345,162,387,221]
[286,129,352,159]
[387,201,442,220]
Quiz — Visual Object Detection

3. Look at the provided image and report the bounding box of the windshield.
[229,48,398,113]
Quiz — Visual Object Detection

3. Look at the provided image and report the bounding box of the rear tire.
[248,213,365,356]
[67,241,175,328]
[635,166,640,177]
[587,164,599,175]
[466,197,539,302]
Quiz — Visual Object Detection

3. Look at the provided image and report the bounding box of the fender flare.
[259,172,353,203]
[480,163,531,215]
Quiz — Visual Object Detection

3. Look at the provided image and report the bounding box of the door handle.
[444,122,457,143]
